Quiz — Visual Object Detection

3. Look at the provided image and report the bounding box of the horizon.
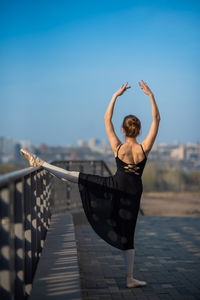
[0,134,199,148]
[1,0,199,145]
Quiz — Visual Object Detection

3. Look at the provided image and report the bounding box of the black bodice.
[78,142,148,250]
[115,144,147,177]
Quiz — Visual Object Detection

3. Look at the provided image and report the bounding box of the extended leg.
[123,248,147,288]
[43,162,79,183]
[20,148,79,183]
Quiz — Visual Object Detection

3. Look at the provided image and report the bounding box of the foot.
[126,277,147,288]
[20,148,44,167]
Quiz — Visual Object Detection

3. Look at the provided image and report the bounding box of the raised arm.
[104,82,131,154]
[139,80,161,155]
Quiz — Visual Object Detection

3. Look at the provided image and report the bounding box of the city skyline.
[1,0,199,145]
[0,135,199,149]
[1,135,200,174]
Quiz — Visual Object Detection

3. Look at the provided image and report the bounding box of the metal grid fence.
[0,160,112,300]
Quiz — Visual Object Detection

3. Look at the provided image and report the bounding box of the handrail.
[0,166,41,187]
[0,165,53,299]
[0,159,143,300]
[101,160,113,176]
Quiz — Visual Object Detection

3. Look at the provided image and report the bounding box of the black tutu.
[78,144,147,250]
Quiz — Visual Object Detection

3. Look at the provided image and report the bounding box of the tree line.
[142,161,200,192]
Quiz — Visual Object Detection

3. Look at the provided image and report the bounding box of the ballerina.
[20,80,160,288]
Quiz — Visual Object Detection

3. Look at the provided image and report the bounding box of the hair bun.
[122,115,141,138]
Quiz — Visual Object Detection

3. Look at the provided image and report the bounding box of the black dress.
[78,143,147,250]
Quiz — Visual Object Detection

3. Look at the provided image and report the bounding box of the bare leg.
[123,249,147,288]
[20,148,79,183]
[123,249,135,278]
[43,162,79,183]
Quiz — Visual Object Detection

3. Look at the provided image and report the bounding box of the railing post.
[44,171,49,228]
[90,161,96,175]
[101,161,104,176]
[14,181,25,299]
[36,171,42,258]
[79,164,84,173]
[0,187,13,300]
[46,172,52,228]
[66,185,71,207]
[30,172,37,278]
[9,183,15,299]
[39,171,45,249]
[65,162,71,208]
[23,176,32,297]
[43,170,48,230]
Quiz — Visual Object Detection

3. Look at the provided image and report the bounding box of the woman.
[20,80,160,288]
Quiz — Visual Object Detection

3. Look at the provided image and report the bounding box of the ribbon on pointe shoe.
[20,149,44,167]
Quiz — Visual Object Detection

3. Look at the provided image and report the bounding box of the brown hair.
[122,115,141,138]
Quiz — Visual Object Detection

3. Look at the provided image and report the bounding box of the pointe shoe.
[126,277,147,288]
[20,149,44,167]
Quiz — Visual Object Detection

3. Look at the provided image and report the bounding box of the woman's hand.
[114,82,131,97]
[139,80,153,96]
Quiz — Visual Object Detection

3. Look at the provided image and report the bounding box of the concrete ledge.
[29,212,82,300]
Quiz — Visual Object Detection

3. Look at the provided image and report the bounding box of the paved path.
[30,213,81,300]
[74,213,200,300]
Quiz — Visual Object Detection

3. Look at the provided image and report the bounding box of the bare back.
[115,143,147,165]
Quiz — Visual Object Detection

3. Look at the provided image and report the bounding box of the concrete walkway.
[30,213,81,300]
[73,212,200,300]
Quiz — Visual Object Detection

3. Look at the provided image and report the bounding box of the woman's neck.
[124,136,138,144]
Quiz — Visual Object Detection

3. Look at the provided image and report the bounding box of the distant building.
[77,140,87,147]
[0,137,15,156]
[39,144,47,151]
[1,136,200,172]
[88,138,99,149]
[18,139,31,150]
[0,136,31,162]
[171,145,186,160]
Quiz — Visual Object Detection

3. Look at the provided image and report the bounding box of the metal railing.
[0,159,143,300]
[51,160,113,213]
[0,166,53,300]
[0,160,112,299]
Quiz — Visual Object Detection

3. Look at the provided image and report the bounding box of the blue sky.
[1,0,199,146]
